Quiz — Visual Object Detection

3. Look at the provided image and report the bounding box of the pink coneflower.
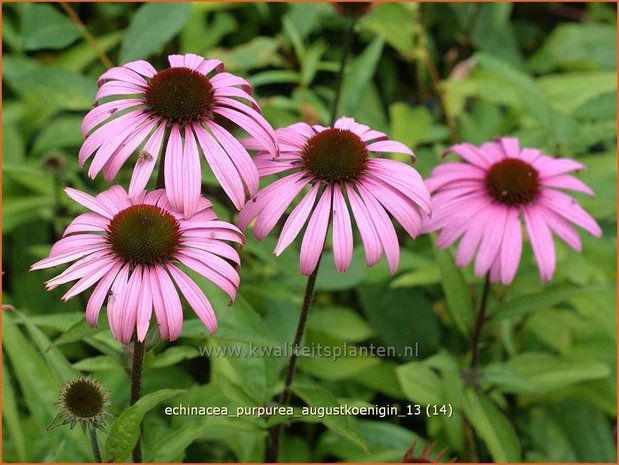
[80,53,278,216]
[31,186,244,344]
[423,137,602,284]
[237,117,431,275]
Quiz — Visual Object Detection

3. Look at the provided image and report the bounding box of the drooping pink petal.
[128,123,166,197]
[541,174,594,196]
[63,213,109,236]
[498,137,520,158]
[194,125,246,210]
[300,186,332,276]
[65,187,114,218]
[523,206,556,282]
[83,112,149,171]
[123,60,157,78]
[61,259,116,301]
[176,253,238,302]
[118,266,143,344]
[331,184,353,272]
[346,184,383,266]
[94,184,132,214]
[133,266,153,342]
[538,205,582,252]
[454,208,491,267]
[81,99,143,137]
[164,125,185,212]
[252,179,308,240]
[185,239,240,265]
[45,250,112,289]
[445,143,493,168]
[533,156,584,177]
[367,158,431,214]
[214,106,278,157]
[148,266,170,340]
[154,266,184,341]
[167,263,217,334]
[101,119,159,182]
[356,183,400,273]
[361,176,422,238]
[98,66,149,87]
[274,184,320,256]
[107,264,131,343]
[86,260,123,327]
[499,209,522,285]
[179,126,202,218]
[474,204,507,276]
[539,189,602,237]
[206,120,260,197]
[236,172,306,230]
[366,140,414,159]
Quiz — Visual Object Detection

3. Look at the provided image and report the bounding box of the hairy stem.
[60,2,114,70]
[330,19,356,126]
[130,339,145,462]
[470,273,491,370]
[88,427,102,462]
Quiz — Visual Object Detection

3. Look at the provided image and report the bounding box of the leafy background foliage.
[2,2,616,462]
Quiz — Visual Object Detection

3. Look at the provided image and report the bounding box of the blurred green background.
[2,2,617,462]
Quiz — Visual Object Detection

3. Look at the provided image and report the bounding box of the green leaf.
[105,389,184,462]
[484,353,610,394]
[475,52,581,149]
[360,3,415,57]
[340,36,384,118]
[538,71,616,115]
[55,31,123,72]
[495,285,605,319]
[210,36,283,72]
[3,56,96,111]
[307,306,373,342]
[47,316,105,351]
[21,3,80,51]
[396,362,444,405]
[550,401,616,462]
[434,246,474,335]
[32,115,83,155]
[2,362,27,461]
[148,346,200,368]
[73,355,123,371]
[248,70,301,87]
[298,351,380,381]
[528,23,616,73]
[358,283,440,359]
[119,3,192,63]
[293,382,368,452]
[463,389,521,462]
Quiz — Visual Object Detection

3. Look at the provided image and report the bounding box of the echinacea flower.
[80,53,278,216]
[31,186,244,344]
[48,377,111,431]
[238,117,431,275]
[423,137,602,284]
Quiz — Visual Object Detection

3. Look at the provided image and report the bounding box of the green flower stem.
[59,2,114,70]
[87,426,102,462]
[470,273,491,371]
[130,338,145,462]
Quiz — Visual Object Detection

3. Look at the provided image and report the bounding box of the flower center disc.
[144,67,215,125]
[108,204,180,265]
[485,158,540,206]
[302,128,369,182]
[63,380,105,418]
